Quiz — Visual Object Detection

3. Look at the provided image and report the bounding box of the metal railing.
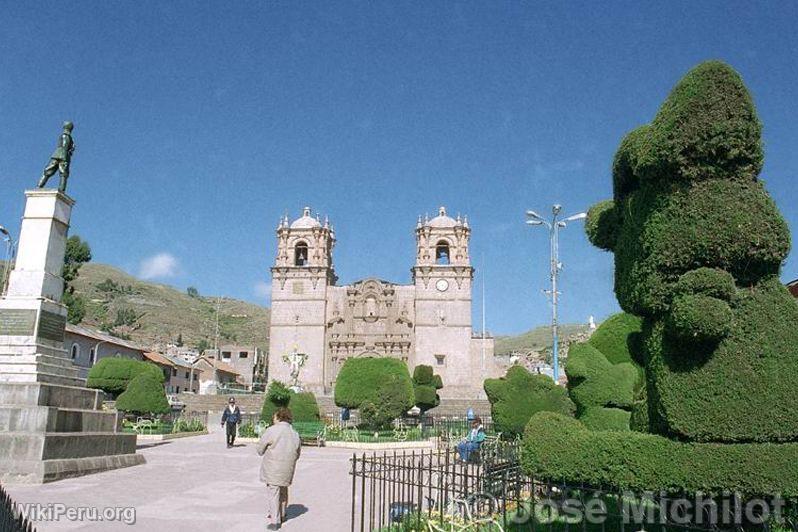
[0,484,36,532]
[350,446,796,531]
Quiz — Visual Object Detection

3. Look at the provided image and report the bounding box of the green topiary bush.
[523,412,798,497]
[334,357,414,413]
[87,358,164,397]
[565,313,642,431]
[360,375,415,429]
[261,381,320,423]
[525,60,798,500]
[412,364,443,413]
[484,366,574,437]
[115,373,170,415]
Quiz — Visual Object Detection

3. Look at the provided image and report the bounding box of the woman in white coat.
[256,407,301,530]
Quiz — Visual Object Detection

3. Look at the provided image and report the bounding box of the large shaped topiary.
[484,365,575,437]
[87,358,164,397]
[334,357,414,409]
[565,313,642,431]
[412,365,443,413]
[524,61,798,498]
[334,357,414,427]
[115,373,170,415]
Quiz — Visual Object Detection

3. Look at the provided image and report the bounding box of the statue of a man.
[37,121,75,193]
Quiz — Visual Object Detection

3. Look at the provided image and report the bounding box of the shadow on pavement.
[136,441,173,449]
[284,504,308,522]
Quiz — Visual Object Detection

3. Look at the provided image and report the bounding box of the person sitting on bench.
[457,418,485,461]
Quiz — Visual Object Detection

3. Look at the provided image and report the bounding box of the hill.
[70,263,270,352]
[494,323,590,356]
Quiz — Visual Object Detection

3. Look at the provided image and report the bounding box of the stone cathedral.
[268,206,497,399]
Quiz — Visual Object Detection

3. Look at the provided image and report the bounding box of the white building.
[268,206,497,398]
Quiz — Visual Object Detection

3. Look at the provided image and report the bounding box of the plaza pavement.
[6,432,358,532]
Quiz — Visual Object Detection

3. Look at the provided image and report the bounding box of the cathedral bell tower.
[412,207,475,397]
[269,207,336,394]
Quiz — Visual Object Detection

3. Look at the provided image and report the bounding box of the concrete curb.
[136,430,209,442]
[235,437,434,450]
[323,440,434,450]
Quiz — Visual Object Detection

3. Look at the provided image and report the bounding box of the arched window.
[435,241,450,265]
[295,242,309,266]
[70,343,80,360]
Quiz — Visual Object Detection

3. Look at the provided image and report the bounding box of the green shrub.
[360,374,415,429]
[566,343,637,423]
[261,381,321,423]
[484,366,574,437]
[665,293,733,344]
[634,61,763,184]
[583,60,797,445]
[674,267,736,300]
[586,312,643,366]
[172,417,205,433]
[412,364,443,413]
[585,199,618,252]
[115,373,170,415]
[522,412,798,497]
[87,358,164,396]
[647,277,798,442]
[238,421,257,438]
[334,357,414,412]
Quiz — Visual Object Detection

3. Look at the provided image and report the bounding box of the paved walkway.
[7,433,356,531]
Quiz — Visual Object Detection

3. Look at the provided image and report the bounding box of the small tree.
[261,381,320,423]
[62,235,91,324]
[335,357,414,428]
[412,365,443,413]
[484,366,575,437]
[87,358,164,397]
[186,286,199,298]
[115,373,170,415]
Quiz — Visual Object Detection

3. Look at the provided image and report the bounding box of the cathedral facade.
[267,206,496,399]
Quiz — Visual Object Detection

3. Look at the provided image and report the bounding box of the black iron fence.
[0,484,36,532]
[350,446,797,531]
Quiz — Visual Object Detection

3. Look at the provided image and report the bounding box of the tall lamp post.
[0,225,16,296]
[525,205,587,383]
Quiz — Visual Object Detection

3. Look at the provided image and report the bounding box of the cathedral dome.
[427,206,458,228]
[290,207,321,229]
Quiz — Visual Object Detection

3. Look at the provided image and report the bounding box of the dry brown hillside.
[70,263,270,352]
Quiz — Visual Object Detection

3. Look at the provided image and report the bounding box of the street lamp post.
[525,205,587,383]
[0,225,16,296]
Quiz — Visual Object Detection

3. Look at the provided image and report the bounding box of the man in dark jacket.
[221,397,242,448]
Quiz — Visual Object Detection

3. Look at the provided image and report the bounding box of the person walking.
[256,407,301,531]
[221,397,242,448]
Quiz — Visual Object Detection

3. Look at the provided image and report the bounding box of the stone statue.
[282,349,308,390]
[37,121,75,193]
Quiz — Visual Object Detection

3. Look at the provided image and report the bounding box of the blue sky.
[1,2,797,335]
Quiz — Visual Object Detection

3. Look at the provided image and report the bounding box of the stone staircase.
[177,392,491,419]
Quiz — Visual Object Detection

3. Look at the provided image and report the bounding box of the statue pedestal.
[0,189,144,483]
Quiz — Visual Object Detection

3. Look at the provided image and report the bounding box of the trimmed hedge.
[360,376,414,429]
[647,277,798,442]
[522,412,798,498]
[565,313,642,431]
[586,312,643,366]
[261,381,320,423]
[412,364,443,413]
[566,344,637,411]
[334,357,414,412]
[115,373,170,415]
[87,358,164,396]
[484,366,574,437]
